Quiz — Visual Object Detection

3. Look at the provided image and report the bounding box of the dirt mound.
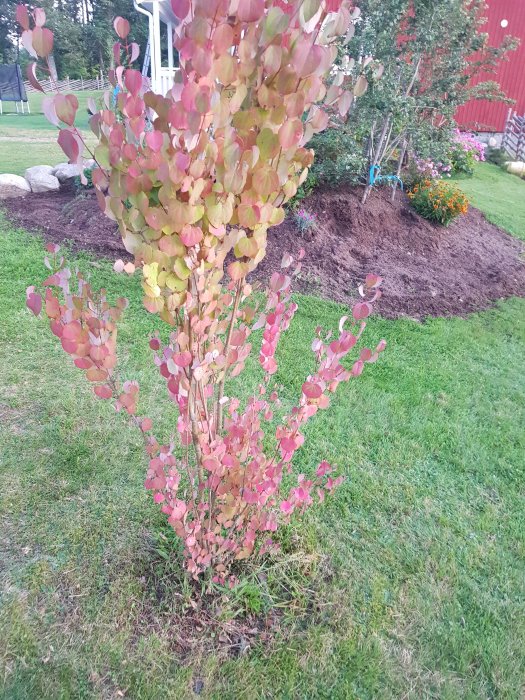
[256,187,525,318]
[3,184,525,319]
[4,184,123,261]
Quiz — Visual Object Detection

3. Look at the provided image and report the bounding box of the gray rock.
[52,162,81,182]
[0,173,31,198]
[25,165,60,193]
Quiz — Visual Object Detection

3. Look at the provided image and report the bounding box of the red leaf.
[26,62,44,92]
[21,30,37,58]
[173,351,192,368]
[94,385,113,399]
[280,500,294,515]
[16,5,30,30]
[57,129,80,163]
[280,436,297,453]
[269,272,289,293]
[42,96,59,126]
[180,225,203,246]
[74,358,93,369]
[351,360,364,376]
[352,302,372,321]
[86,367,108,382]
[278,119,303,149]
[141,418,153,431]
[360,348,372,362]
[54,94,78,126]
[365,274,382,289]
[302,381,322,399]
[316,461,332,476]
[26,290,42,316]
[113,16,130,40]
[145,130,163,151]
[32,26,53,58]
[124,69,142,96]
[33,7,46,26]
[129,42,140,63]
[171,0,190,19]
[113,42,121,65]
[61,338,78,354]
[238,0,265,22]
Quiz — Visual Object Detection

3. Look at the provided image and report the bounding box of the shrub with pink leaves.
[19,2,386,581]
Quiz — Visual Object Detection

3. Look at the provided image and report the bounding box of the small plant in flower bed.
[450,129,486,176]
[410,157,452,184]
[73,166,94,191]
[293,208,318,237]
[19,2,384,586]
[408,179,469,226]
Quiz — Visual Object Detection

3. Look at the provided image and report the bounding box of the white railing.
[25,70,178,98]
[24,75,110,93]
[156,67,178,96]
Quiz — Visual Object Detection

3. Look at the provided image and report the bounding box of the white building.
[133,0,179,95]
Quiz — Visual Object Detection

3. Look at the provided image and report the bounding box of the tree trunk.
[362,115,392,206]
[391,139,407,203]
[47,54,58,83]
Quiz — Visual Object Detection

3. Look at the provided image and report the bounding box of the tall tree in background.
[344,0,518,202]
[0,0,20,63]
[1,0,147,77]
[87,0,148,75]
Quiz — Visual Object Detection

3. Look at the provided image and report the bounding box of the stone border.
[0,160,95,199]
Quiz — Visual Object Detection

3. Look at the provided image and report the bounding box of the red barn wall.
[455,0,525,132]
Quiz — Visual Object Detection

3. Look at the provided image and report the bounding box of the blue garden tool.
[368,164,403,190]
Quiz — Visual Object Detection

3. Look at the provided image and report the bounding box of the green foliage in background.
[0,0,148,78]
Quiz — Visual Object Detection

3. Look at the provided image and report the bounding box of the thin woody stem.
[216,279,243,434]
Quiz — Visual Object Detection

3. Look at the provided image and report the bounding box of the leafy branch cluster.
[20,0,386,581]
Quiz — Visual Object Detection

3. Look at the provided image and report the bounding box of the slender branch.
[216,280,243,434]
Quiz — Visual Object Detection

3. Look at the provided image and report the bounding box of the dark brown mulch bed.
[3,184,525,319]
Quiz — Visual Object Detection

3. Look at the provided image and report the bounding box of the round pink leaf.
[32,26,53,58]
[94,385,113,399]
[180,225,203,246]
[171,0,190,19]
[113,16,130,39]
[26,291,42,316]
[16,5,30,30]
[352,302,372,321]
[58,129,80,164]
[34,8,46,26]
[238,0,265,22]
[302,381,322,399]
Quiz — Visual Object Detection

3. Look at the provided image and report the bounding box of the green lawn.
[1,208,524,698]
[453,162,525,241]
[0,91,101,176]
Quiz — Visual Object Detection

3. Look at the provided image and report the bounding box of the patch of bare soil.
[255,187,525,318]
[3,184,525,318]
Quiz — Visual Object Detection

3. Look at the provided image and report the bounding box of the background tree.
[354,0,518,202]
[298,0,518,203]
[1,0,147,78]
[0,0,20,63]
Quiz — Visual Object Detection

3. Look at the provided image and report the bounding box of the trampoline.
[0,64,30,115]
